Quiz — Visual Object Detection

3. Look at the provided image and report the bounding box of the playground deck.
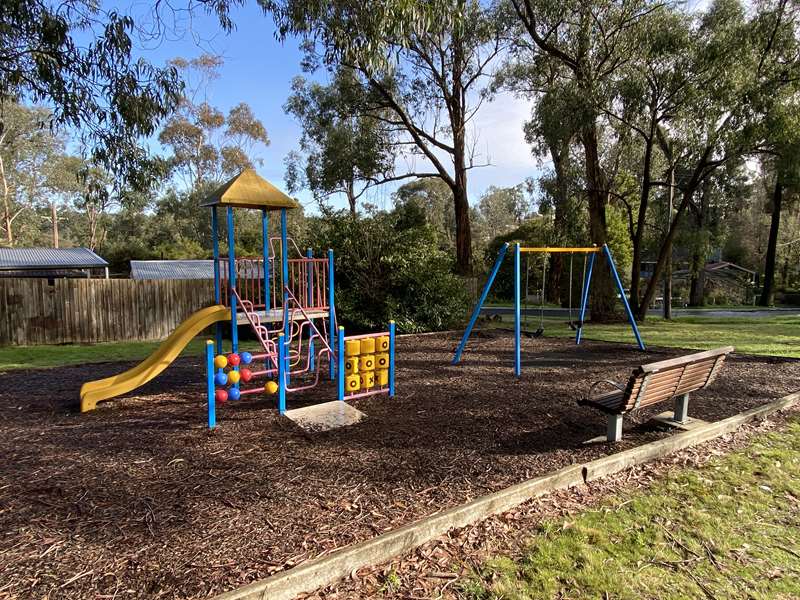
[235,307,329,325]
[1,332,799,599]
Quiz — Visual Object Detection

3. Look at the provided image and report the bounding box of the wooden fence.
[0,279,215,346]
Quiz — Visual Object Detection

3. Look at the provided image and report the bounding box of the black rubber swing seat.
[522,328,545,338]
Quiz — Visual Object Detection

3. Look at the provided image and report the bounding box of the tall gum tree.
[261,0,505,275]
[506,0,661,320]
[635,0,800,319]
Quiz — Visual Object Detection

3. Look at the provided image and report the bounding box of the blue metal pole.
[576,252,596,345]
[206,340,216,429]
[514,243,521,377]
[337,326,345,401]
[281,208,289,337]
[227,206,238,356]
[328,248,336,380]
[307,247,315,372]
[212,207,222,354]
[603,244,646,350]
[278,332,286,414]
[452,242,509,364]
[389,320,396,397]
[280,208,290,385]
[262,209,270,310]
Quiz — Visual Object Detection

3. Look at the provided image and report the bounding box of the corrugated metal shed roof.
[0,247,108,271]
[130,260,214,280]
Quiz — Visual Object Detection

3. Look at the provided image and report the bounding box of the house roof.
[0,247,108,271]
[130,260,214,280]
[201,169,300,210]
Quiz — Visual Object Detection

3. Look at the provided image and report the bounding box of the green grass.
[492,314,800,358]
[0,338,209,371]
[462,417,800,600]
[2,312,797,372]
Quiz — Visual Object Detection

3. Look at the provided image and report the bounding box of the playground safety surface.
[1,332,799,599]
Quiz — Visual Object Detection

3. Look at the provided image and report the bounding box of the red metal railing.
[219,256,328,311]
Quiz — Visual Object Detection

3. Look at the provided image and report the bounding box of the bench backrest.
[621,346,734,412]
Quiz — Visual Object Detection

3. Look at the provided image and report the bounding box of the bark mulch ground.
[1,333,798,599]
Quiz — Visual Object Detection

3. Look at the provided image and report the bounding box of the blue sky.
[125,2,540,212]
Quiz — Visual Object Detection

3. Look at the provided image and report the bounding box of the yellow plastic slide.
[80,305,230,412]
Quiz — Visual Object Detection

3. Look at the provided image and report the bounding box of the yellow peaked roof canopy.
[201,169,300,210]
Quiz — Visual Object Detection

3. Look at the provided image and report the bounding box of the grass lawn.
[2,313,797,371]
[496,314,800,358]
[461,416,800,599]
[0,338,208,371]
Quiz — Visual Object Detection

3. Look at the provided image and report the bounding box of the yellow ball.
[264,380,279,395]
[227,370,241,384]
[214,355,228,369]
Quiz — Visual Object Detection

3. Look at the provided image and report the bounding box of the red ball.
[227,353,241,367]
[215,389,229,404]
[239,368,253,383]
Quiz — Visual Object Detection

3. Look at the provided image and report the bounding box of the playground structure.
[453,243,645,375]
[80,169,395,426]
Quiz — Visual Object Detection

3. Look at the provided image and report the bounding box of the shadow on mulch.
[1,333,798,599]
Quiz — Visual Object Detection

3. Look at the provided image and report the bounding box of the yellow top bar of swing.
[518,246,601,253]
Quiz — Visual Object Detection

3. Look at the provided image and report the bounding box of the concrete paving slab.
[284,401,366,432]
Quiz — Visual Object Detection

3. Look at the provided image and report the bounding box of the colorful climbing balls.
[215,389,229,404]
[214,371,228,386]
[227,353,241,367]
[239,368,253,383]
[227,370,241,385]
[264,380,278,395]
[228,387,241,401]
[214,354,228,369]
[240,351,253,365]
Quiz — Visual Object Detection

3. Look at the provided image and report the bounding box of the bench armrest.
[588,379,625,402]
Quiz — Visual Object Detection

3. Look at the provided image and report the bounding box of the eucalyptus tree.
[263,0,506,274]
[284,67,399,215]
[0,1,218,191]
[158,55,270,192]
[505,0,662,319]
[0,103,83,246]
[635,0,800,318]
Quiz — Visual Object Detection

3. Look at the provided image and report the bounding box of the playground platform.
[234,307,328,325]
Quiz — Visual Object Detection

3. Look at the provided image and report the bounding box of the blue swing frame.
[453,243,645,376]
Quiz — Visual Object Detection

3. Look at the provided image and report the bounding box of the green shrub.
[304,208,469,333]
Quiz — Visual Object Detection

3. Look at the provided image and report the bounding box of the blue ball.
[214,372,228,386]
[240,351,253,365]
[227,387,241,401]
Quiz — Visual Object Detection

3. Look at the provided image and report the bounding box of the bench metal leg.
[673,393,690,423]
[607,414,623,442]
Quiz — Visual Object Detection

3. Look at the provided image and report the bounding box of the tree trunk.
[688,181,710,307]
[452,172,472,276]
[628,118,656,316]
[663,164,675,319]
[581,122,617,321]
[450,31,472,276]
[759,175,783,306]
[346,179,357,217]
[636,147,714,320]
[0,151,12,245]
[689,263,705,306]
[51,201,59,247]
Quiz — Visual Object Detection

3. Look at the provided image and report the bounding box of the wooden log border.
[215,390,800,600]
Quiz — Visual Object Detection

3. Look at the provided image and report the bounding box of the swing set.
[453,243,645,376]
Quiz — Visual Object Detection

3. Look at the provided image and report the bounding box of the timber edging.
[214,390,800,600]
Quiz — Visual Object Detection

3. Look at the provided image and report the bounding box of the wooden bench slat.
[636,346,734,374]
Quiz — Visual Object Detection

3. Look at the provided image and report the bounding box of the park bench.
[578,346,734,442]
